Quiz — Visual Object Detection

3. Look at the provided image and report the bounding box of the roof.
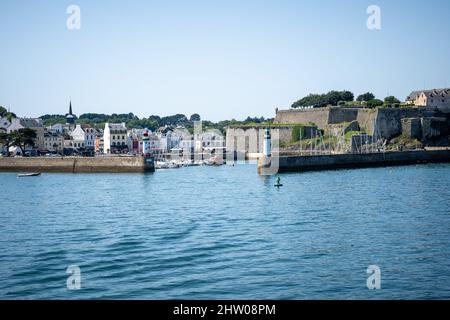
[407,88,450,100]
[44,132,63,137]
[107,123,127,130]
[156,126,173,134]
[406,90,423,101]
[20,118,43,128]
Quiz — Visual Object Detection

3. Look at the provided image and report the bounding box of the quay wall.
[0,156,155,173]
[258,149,450,174]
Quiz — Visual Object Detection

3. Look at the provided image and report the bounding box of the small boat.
[17,172,41,177]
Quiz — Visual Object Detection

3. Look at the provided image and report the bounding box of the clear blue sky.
[1,0,449,121]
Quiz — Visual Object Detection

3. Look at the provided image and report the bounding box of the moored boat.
[17,172,41,177]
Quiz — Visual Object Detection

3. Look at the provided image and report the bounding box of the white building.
[103,122,128,154]
[406,88,450,110]
[156,127,181,152]
[70,124,96,149]
[195,129,225,153]
[49,123,64,134]
[172,127,193,153]
[0,117,11,133]
[128,128,162,155]
[43,131,64,153]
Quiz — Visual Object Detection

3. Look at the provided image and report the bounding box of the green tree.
[0,132,13,157]
[189,114,201,122]
[357,92,375,102]
[341,91,355,102]
[11,128,37,155]
[0,106,16,121]
[325,90,354,106]
[292,94,327,108]
[40,114,67,126]
[366,99,384,108]
[325,91,342,106]
[292,90,354,108]
[384,96,401,104]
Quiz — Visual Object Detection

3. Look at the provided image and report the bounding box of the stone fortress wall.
[227,106,449,157]
[274,106,449,140]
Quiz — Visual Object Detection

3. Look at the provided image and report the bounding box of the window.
[113,136,115,140]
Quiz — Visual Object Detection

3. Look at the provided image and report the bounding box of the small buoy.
[274,177,283,187]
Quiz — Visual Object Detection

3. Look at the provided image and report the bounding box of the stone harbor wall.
[0,156,155,173]
[258,149,450,174]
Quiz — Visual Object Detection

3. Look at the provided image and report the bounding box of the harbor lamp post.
[263,127,271,157]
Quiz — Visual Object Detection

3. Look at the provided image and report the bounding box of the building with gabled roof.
[406,88,450,111]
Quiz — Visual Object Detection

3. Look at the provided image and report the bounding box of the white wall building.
[103,122,128,154]
[156,131,182,152]
[195,129,225,153]
[171,127,193,152]
[70,124,96,149]
[44,132,64,153]
[0,117,11,133]
[49,123,64,134]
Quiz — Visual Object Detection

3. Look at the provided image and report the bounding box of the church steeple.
[66,99,76,125]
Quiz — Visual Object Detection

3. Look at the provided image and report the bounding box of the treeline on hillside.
[39,112,273,133]
[292,91,401,109]
[0,106,16,120]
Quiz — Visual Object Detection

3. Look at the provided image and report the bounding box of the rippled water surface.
[0,163,449,299]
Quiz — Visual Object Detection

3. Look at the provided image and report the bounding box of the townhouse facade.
[406,88,450,110]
